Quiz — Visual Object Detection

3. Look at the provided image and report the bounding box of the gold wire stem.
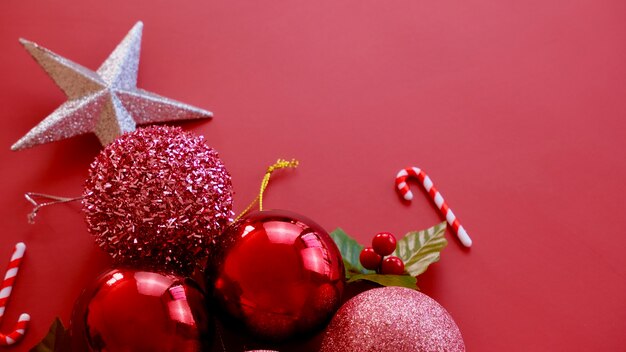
[233,159,299,222]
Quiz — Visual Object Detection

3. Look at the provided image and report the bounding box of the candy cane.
[395,167,473,247]
[0,243,30,346]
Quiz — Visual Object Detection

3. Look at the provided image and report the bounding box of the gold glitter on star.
[11,21,212,151]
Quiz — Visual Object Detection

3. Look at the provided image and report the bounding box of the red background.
[1,1,625,351]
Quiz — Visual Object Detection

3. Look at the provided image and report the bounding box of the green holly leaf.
[347,274,418,290]
[30,317,70,352]
[393,221,448,277]
[329,228,368,276]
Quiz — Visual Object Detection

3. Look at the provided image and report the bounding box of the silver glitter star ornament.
[11,21,212,151]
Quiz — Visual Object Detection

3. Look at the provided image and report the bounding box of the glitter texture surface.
[11,21,212,151]
[321,287,465,352]
[82,126,233,275]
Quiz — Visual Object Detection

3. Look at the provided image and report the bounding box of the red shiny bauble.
[206,210,345,341]
[70,268,213,351]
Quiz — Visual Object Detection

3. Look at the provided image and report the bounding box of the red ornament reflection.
[70,268,212,351]
[207,210,345,341]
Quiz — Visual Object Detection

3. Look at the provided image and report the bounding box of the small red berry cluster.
[359,232,405,275]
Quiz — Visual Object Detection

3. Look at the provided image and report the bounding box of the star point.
[12,21,212,151]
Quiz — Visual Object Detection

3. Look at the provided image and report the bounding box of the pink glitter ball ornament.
[321,287,465,352]
[82,126,233,275]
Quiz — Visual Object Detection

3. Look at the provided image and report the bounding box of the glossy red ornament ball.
[372,232,397,256]
[381,256,405,275]
[359,247,382,270]
[206,210,345,341]
[70,268,213,351]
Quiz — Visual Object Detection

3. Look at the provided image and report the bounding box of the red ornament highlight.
[70,268,213,352]
[207,210,345,341]
[82,126,233,275]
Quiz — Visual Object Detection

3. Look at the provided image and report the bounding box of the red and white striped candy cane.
[0,243,30,346]
[395,167,473,247]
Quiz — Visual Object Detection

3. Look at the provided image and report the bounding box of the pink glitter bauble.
[83,126,233,275]
[321,287,465,352]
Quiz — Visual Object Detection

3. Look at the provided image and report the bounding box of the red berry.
[381,256,405,275]
[359,247,382,270]
[372,232,397,256]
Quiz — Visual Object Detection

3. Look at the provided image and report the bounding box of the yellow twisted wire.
[234,159,299,221]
